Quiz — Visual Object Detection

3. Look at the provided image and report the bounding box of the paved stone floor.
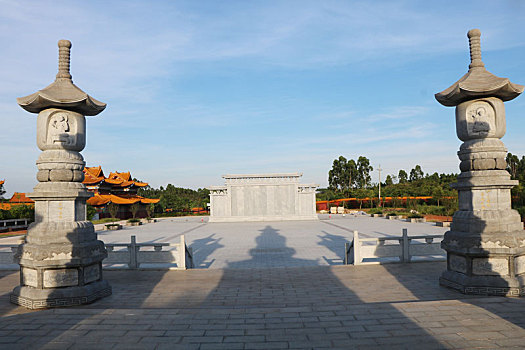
[0,215,448,269]
[1,216,525,349]
[1,263,525,349]
[94,215,448,268]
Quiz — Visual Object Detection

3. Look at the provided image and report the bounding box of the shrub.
[0,205,34,221]
[87,205,97,221]
[369,208,383,215]
[516,206,525,222]
[416,205,447,216]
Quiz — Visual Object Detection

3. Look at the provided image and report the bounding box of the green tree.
[431,186,445,207]
[87,204,96,220]
[507,152,520,179]
[146,203,155,218]
[356,156,373,189]
[409,165,424,182]
[10,205,34,221]
[385,175,394,186]
[107,203,119,221]
[130,202,140,218]
[354,188,373,210]
[398,170,408,184]
[328,156,357,192]
[328,156,345,191]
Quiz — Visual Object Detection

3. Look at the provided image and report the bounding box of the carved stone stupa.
[436,29,525,296]
[11,40,111,308]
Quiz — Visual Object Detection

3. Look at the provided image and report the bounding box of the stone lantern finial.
[468,29,484,69]
[17,39,106,116]
[435,29,523,107]
[56,39,72,80]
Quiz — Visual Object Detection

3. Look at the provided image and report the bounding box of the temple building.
[0,191,35,211]
[83,166,159,219]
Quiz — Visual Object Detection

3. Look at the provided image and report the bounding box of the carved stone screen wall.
[208,173,318,222]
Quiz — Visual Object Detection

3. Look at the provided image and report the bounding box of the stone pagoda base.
[10,184,111,309]
[11,280,111,309]
[440,230,525,296]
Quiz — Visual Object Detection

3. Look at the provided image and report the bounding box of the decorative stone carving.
[21,268,38,288]
[10,40,111,309]
[43,269,79,288]
[436,29,525,296]
[449,254,467,274]
[472,258,509,276]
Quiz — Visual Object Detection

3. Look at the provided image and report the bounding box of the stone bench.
[406,217,426,223]
[435,221,451,227]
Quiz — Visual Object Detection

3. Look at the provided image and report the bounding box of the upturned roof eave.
[435,68,524,107]
[17,79,106,116]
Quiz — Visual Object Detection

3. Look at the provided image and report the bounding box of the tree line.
[138,184,209,214]
[320,155,458,213]
[506,153,525,219]
[322,153,525,219]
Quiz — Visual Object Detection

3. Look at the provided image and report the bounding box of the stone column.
[436,29,525,296]
[10,40,111,308]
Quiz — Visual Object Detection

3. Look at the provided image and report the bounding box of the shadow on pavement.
[189,233,224,268]
[317,230,347,265]
[226,226,319,268]
[196,225,449,348]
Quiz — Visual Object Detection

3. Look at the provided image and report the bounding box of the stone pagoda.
[436,29,525,296]
[11,40,111,308]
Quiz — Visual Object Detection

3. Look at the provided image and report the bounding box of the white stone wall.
[208,173,318,222]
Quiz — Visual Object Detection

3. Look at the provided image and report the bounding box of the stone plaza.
[2,216,525,349]
[2,26,525,349]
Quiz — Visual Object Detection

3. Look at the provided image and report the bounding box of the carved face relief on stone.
[36,108,86,151]
[456,97,505,141]
[48,112,72,145]
[467,102,494,137]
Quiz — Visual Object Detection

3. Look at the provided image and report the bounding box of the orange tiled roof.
[0,203,11,210]
[9,192,34,204]
[0,180,4,186]
[83,167,148,188]
[83,166,105,185]
[87,193,159,206]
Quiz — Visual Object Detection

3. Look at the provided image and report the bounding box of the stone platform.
[1,262,525,349]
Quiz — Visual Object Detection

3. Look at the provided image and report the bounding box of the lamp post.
[378,165,382,207]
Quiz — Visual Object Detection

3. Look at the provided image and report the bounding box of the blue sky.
[2,0,525,197]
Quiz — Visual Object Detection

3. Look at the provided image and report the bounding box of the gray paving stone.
[0,217,524,350]
[139,336,182,343]
[200,343,244,350]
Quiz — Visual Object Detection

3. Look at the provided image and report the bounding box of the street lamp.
[378,164,382,207]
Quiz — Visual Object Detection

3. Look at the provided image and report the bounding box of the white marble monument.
[10,40,111,308]
[208,173,318,222]
[436,29,525,296]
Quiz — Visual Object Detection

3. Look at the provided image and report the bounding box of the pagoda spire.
[17,39,106,116]
[435,29,523,107]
